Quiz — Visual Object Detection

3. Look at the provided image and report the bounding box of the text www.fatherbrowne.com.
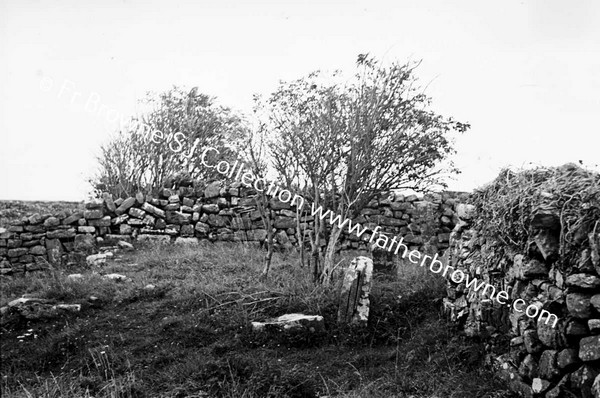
[202,146,560,328]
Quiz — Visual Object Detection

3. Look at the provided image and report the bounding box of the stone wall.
[0,181,467,274]
[443,196,600,396]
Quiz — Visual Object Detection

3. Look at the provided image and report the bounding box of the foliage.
[470,163,600,265]
[263,54,470,281]
[89,87,248,198]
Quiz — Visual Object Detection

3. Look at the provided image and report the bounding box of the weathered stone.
[87,216,111,227]
[45,228,76,239]
[204,182,221,199]
[557,348,580,370]
[86,252,113,266]
[589,319,600,334]
[207,214,227,227]
[43,216,60,228]
[29,245,46,256]
[251,313,324,333]
[270,198,291,210]
[74,234,96,253]
[338,256,373,325]
[592,295,600,311]
[456,204,475,220]
[7,239,22,248]
[28,213,43,225]
[180,224,194,236]
[141,202,165,218]
[174,237,199,245]
[538,319,562,349]
[592,374,600,398]
[85,199,103,209]
[579,335,600,362]
[518,354,539,379]
[128,208,146,219]
[274,217,296,229]
[566,273,600,290]
[168,194,180,204]
[115,197,136,215]
[83,209,103,220]
[136,234,170,244]
[62,211,83,225]
[201,204,220,214]
[570,365,599,398]
[567,293,593,318]
[7,248,27,258]
[78,226,96,233]
[45,239,63,265]
[248,229,267,241]
[194,222,209,235]
[165,211,191,225]
[534,230,559,261]
[531,378,551,394]
[538,350,560,380]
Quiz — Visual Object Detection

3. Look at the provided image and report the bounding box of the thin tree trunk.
[321,225,343,284]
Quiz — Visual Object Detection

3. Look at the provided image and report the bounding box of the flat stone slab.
[251,313,324,333]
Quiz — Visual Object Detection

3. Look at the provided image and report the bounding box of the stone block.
[43,217,60,228]
[165,211,191,225]
[84,209,103,220]
[136,234,170,244]
[46,229,76,239]
[128,208,146,219]
[567,293,592,318]
[142,202,165,218]
[538,350,560,380]
[579,335,600,362]
[115,197,136,215]
[566,273,600,290]
[338,256,373,325]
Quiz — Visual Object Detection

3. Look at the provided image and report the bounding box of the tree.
[90,86,248,198]
[263,73,347,281]
[240,109,276,279]
[265,55,470,283]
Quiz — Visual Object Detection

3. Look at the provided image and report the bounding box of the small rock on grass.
[118,241,134,250]
[103,273,131,282]
[86,252,113,266]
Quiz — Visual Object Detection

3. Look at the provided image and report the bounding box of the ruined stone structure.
[0,182,466,274]
[443,176,600,397]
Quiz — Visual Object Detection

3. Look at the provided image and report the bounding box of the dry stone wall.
[443,191,600,396]
[0,181,466,274]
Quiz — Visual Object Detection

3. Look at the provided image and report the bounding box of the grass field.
[0,243,516,397]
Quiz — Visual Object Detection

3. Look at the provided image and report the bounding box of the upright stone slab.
[338,256,373,325]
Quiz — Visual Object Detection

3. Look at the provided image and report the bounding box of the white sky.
[1,0,599,201]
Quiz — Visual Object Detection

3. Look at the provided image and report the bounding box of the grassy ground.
[0,200,84,227]
[0,243,515,398]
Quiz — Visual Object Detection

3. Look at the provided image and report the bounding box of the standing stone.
[338,256,373,325]
[45,238,63,266]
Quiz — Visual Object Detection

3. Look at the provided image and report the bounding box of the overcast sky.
[1,0,599,201]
